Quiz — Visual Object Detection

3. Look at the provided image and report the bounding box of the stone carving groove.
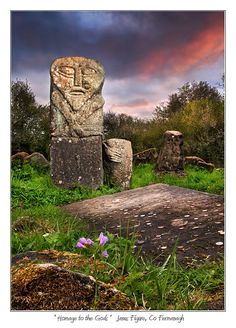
[50,56,105,137]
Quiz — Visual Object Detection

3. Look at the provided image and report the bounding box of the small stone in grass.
[137,240,145,245]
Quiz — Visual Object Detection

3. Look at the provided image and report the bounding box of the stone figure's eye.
[57,66,74,78]
[83,67,97,75]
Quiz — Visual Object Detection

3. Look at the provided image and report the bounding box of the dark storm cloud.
[11,11,224,117]
[11,11,224,79]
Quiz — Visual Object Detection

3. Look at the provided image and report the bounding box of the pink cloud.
[107,98,157,118]
[140,17,224,78]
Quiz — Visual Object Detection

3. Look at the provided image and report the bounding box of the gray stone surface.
[156,130,184,172]
[25,152,49,167]
[50,56,105,137]
[50,136,103,189]
[184,156,215,172]
[133,148,158,165]
[11,152,30,164]
[64,184,224,266]
[103,138,133,189]
[50,56,105,189]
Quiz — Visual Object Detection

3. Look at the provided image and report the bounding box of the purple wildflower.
[102,250,109,258]
[79,237,87,244]
[76,237,94,249]
[76,241,86,249]
[99,232,108,246]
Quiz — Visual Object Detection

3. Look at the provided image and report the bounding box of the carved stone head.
[164,130,184,148]
[50,56,105,111]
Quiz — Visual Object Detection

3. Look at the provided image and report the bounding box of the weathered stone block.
[184,156,215,172]
[25,152,49,167]
[49,56,105,189]
[133,148,158,165]
[50,137,103,189]
[103,138,132,189]
[156,130,184,172]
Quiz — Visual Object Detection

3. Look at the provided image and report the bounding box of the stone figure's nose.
[74,69,83,86]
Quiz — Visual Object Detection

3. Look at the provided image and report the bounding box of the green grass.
[12,163,224,210]
[11,163,224,310]
[131,164,224,195]
[116,249,224,310]
[11,207,224,310]
[11,205,87,254]
[11,163,120,209]
[70,232,223,310]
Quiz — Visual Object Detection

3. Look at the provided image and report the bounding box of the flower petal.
[99,232,108,246]
[86,239,94,245]
[76,242,85,249]
[102,250,109,258]
[79,237,87,245]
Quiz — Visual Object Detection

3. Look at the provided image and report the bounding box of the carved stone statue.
[50,56,105,189]
[50,56,105,137]
[103,139,133,189]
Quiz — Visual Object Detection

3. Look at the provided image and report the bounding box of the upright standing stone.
[50,56,105,188]
[103,139,133,189]
[156,130,184,172]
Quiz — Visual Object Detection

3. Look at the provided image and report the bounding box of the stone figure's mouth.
[70,88,86,95]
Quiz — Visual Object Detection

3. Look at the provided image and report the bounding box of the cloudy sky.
[11,11,224,118]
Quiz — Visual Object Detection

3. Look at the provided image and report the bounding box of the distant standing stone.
[156,130,184,172]
[50,56,105,189]
[103,138,133,189]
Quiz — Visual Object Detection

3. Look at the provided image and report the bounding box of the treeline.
[11,80,50,157]
[11,79,224,166]
[104,81,224,166]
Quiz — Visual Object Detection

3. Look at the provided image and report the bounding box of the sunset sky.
[11,11,224,118]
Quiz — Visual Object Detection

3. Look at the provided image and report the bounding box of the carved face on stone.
[50,57,105,111]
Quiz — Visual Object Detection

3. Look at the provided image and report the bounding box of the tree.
[176,99,224,165]
[154,81,223,117]
[11,80,50,157]
[103,111,135,140]
[150,80,224,166]
[103,111,151,153]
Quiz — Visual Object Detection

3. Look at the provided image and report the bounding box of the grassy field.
[11,163,224,310]
[131,163,224,195]
[12,163,224,209]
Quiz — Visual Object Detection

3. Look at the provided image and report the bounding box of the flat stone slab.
[64,184,224,265]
